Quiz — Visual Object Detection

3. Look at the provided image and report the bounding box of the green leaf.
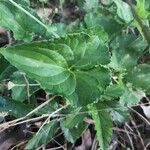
[84,11,123,38]
[0,56,9,75]
[89,104,113,150]
[113,0,133,23]
[26,120,59,149]
[99,17,123,36]
[36,100,59,116]
[84,0,99,11]
[54,21,80,37]
[103,84,125,100]
[111,106,130,123]
[55,34,110,66]
[0,56,17,80]
[0,65,16,81]
[62,107,87,129]
[145,0,150,10]
[13,0,29,5]
[127,0,150,45]
[60,121,88,143]
[119,87,145,106]
[110,34,147,71]
[136,0,149,19]
[101,0,113,5]
[0,114,4,123]
[126,64,150,93]
[102,101,130,123]
[0,0,52,41]
[0,96,32,118]
[0,33,111,106]
[84,26,108,42]
[10,71,40,102]
[84,12,102,28]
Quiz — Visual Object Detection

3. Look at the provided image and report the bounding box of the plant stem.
[127,0,150,46]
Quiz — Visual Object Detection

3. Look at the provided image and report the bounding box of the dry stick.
[35,125,64,150]
[146,142,150,148]
[113,127,139,137]
[125,122,134,132]
[36,105,68,150]
[48,131,64,144]
[78,103,150,116]
[26,96,56,117]
[10,115,50,127]
[0,113,65,132]
[131,120,146,150]
[145,96,150,102]
[1,102,150,131]
[0,114,65,132]
[0,106,147,149]
[108,141,118,150]
[49,145,66,150]
[36,105,68,135]
[0,96,57,131]
[0,117,25,131]
[0,115,45,132]
[10,141,27,150]
[124,125,135,150]
[36,115,51,135]
[91,136,98,150]
[51,138,66,150]
[34,106,68,150]
[116,140,126,149]
[128,107,150,127]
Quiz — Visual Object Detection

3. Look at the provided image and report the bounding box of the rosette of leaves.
[0,33,111,107]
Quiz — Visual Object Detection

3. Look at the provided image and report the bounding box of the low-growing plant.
[0,0,150,149]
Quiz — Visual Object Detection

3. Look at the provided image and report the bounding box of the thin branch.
[1,102,150,131]
[124,125,135,150]
[113,127,138,137]
[10,141,27,150]
[36,105,68,135]
[128,107,150,126]
[49,145,66,150]
[51,138,66,150]
[0,98,66,132]
[25,96,56,117]
[131,120,146,150]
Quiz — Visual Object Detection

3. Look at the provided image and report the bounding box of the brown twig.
[131,120,146,150]
[124,125,135,150]
[128,107,150,127]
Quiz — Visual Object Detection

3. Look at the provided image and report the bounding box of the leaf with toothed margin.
[26,120,59,149]
[126,64,150,94]
[0,33,111,106]
[88,103,113,150]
